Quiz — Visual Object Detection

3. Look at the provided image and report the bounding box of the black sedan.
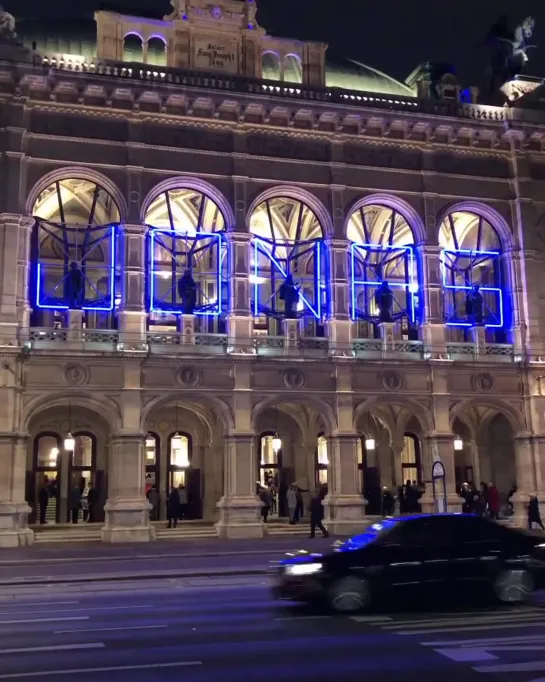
[274,513,545,613]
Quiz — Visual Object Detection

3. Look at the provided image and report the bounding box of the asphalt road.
[1,578,545,681]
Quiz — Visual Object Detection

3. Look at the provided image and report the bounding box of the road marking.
[54,624,168,634]
[435,648,498,663]
[0,604,154,617]
[0,616,89,625]
[382,611,545,629]
[0,602,79,609]
[396,620,545,635]
[474,661,545,673]
[0,661,203,679]
[274,615,331,621]
[350,616,394,623]
[0,643,104,655]
[421,634,545,647]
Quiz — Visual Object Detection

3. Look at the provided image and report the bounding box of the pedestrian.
[487,481,500,520]
[87,485,97,523]
[68,485,81,524]
[294,483,308,523]
[38,477,50,524]
[167,487,180,528]
[528,494,545,531]
[259,485,271,523]
[287,484,297,524]
[309,488,329,539]
[177,484,188,520]
[147,485,159,521]
[382,486,395,517]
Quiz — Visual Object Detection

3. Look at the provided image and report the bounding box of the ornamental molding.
[176,366,202,387]
[282,368,306,389]
[62,363,89,386]
[472,372,495,393]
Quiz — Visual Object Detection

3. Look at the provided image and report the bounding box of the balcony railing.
[146,332,228,353]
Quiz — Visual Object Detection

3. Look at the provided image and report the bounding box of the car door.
[380,517,454,590]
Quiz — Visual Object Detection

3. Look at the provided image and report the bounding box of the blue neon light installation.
[148,229,227,316]
[33,222,118,312]
[350,242,419,323]
[252,236,326,320]
[441,248,503,328]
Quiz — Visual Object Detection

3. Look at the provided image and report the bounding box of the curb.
[1,566,273,587]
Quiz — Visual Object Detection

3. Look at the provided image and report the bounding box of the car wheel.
[493,569,534,604]
[329,576,371,613]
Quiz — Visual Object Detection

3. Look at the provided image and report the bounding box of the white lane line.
[0,661,202,679]
[0,604,154,617]
[435,648,498,663]
[350,616,394,623]
[0,643,104,655]
[0,616,89,625]
[474,661,545,673]
[0,602,80,609]
[396,620,545,635]
[421,634,545,647]
[54,625,168,634]
[381,611,545,629]
[274,615,332,621]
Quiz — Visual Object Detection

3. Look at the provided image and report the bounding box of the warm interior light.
[453,437,464,451]
[171,433,190,468]
[171,432,183,450]
[64,433,75,451]
[272,434,282,453]
[365,438,376,451]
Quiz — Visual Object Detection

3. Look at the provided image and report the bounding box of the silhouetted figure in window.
[375,280,394,323]
[466,284,484,325]
[279,274,299,319]
[178,270,197,314]
[65,261,85,309]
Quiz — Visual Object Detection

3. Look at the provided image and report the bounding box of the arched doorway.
[167,432,200,519]
[144,185,228,335]
[249,194,327,338]
[123,33,143,62]
[347,201,420,341]
[30,177,121,331]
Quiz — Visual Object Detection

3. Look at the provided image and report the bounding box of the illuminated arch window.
[348,203,419,339]
[145,188,228,328]
[145,433,160,495]
[283,55,302,84]
[147,36,167,67]
[123,33,143,62]
[262,51,281,80]
[258,433,281,488]
[250,196,327,336]
[31,179,121,320]
[316,434,328,485]
[168,432,191,489]
[439,210,504,331]
[401,434,422,484]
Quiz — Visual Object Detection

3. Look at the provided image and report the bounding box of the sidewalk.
[0,536,337,587]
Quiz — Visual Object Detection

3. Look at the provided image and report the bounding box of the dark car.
[274,513,545,613]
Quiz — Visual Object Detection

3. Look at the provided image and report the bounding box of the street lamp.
[365,438,376,451]
[272,433,282,453]
[453,436,464,451]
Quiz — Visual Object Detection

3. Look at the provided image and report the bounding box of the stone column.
[178,314,196,345]
[325,238,352,357]
[420,245,447,358]
[511,433,537,527]
[0,433,33,547]
[424,432,463,512]
[227,232,254,354]
[471,326,486,357]
[283,318,299,355]
[379,322,396,353]
[216,433,263,538]
[66,310,84,343]
[325,433,367,534]
[102,432,155,543]
[118,224,147,349]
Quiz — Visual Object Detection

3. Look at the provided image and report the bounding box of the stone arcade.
[0,1,543,545]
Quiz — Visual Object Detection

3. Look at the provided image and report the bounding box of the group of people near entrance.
[257,481,329,538]
[38,475,98,524]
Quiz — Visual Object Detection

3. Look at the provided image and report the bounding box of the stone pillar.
[179,314,196,345]
[216,433,263,538]
[283,318,299,354]
[102,432,155,543]
[66,310,84,343]
[420,245,447,358]
[118,224,147,349]
[325,433,367,534]
[0,433,33,547]
[471,326,486,357]
[325,238,352,357]
[511,433,537,527]
[227,233,254,354]
[424,432,463,512]
[378,322,395,353]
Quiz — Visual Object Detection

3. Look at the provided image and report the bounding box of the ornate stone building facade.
[0,1,543,545]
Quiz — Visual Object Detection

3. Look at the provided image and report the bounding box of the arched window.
[145,187,227,333]
[283,55,302,84]
[167,432,191,489]
[32,433,62,524]
[439,210,505,340]
[145,433,160,495]
[147,36,166,67]
[31,178,121,328]
[258,433,280,489]
[123,33,143,62]
[249,196,326,337]
[348,203,419,340]
[262,51,281,80]
[401,434,421,484]
[316,434,328,485]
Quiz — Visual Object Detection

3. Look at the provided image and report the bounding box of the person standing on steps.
[528,494,545,531]
[167,486,180,528]
[309,487,329,539]
[38,476,50,525]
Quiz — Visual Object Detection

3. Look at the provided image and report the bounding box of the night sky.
[5,0,545,88]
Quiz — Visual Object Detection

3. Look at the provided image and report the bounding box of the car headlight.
[285,562,323,577]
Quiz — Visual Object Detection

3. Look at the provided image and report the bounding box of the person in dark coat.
[38,477,50,525]
[309,488,329,539]
[86,486,98,523]
[528,495,545,531]
[167,487,180,528]
[68,485,81,524]
[382,487,395,517]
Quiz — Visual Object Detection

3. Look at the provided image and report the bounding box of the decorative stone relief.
[381,370,403,391]
[473,372,495,393]
[282,368,305,390]
[176,366,202,387]
[63,364,89,386]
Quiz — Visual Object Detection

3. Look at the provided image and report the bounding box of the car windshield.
[337,518,401,552]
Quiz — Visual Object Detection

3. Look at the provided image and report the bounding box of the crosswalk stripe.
[395,620,545,635]
[421,634,545,646]
[381,611,545,629]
